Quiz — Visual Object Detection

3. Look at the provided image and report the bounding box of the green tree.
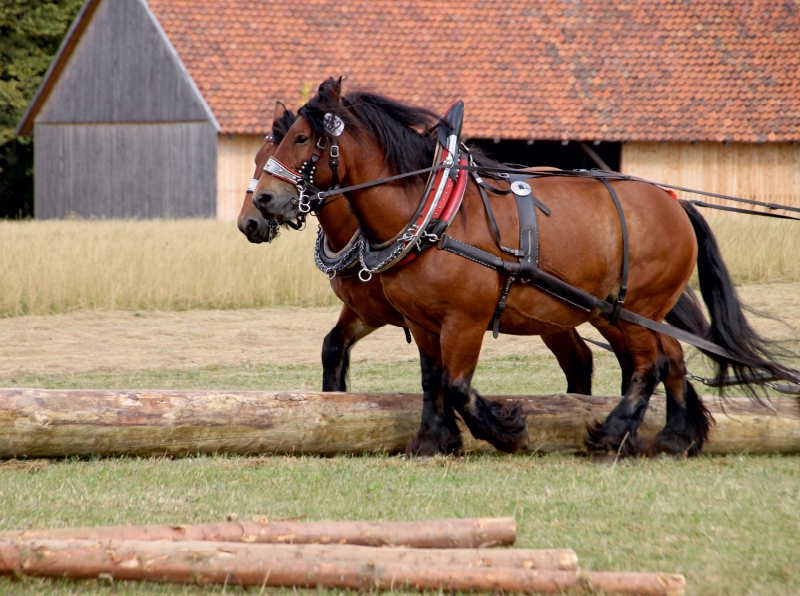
[0,0,83,218]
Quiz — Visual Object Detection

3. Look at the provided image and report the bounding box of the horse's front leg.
[440,319,529,453]
[405,324,462,456]
[321,305,380,392]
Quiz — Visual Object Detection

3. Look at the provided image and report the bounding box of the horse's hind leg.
[586,323,668,456]
[406,324,462,456]
[541,330,593,395]
[321,305,379,392]
[441,321,528,453]
[648,336,713,457]
[594,322,635,395]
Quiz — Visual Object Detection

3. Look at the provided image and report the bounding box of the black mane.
[272,108,297,144]
[301,78,439,178]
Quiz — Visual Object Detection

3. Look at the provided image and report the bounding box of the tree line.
[1,0,82,218]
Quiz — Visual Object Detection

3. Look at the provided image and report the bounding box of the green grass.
[1,454,798,595]
[2,349,628,395]
[1,350,798,595]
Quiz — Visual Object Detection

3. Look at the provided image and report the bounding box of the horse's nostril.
[245,217,260,234]
[254,190,276,211]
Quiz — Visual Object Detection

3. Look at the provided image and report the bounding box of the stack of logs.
[0,517,685,595]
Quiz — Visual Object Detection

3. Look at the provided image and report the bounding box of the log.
[0,539,685,595]
[0,517,516,550]
[0,388,797,458]
[0,538,575,571]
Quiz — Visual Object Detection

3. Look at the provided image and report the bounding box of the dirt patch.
[1,283,797,378]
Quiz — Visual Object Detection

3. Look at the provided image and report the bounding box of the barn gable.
[23,0,217,128]
[21,0,219,219]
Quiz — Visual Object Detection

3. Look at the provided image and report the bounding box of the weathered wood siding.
[37,0,212,124]
[32,0,218,219]
[34,122,216,219]
[217,135,265,221]
[622,142,800,209]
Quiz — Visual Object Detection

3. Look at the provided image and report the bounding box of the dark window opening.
[467,139,622,172]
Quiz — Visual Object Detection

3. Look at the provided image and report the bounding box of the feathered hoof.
[406,424,463,457]
[468,400,528,454]
[647,431,702,458]
[584,420,643,457]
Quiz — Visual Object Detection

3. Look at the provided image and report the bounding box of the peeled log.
[0,539,685,595]
[0,539,575,571]
[0,517,516,550]
[0,388,797,458]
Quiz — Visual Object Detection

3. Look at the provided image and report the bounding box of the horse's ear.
[318,77,343,105]
[272,101,287,122]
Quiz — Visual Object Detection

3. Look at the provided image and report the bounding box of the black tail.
[665,286,709,337]
[679,201,800,393]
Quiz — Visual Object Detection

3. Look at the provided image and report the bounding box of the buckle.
[330,144,340,158]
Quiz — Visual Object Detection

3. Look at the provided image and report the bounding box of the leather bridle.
[263,134,340,215]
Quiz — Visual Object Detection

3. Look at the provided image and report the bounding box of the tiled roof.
[151,0,800,142]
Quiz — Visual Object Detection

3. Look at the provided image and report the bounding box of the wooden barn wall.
[34,122,216,219]
[37,0,210,124]
[622,142,800,210]
[216,135,265,221]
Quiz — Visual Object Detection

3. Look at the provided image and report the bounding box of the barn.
[17,0,800,219]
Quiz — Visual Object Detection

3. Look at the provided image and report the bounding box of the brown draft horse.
[249,81,736,457]
[254,81,781,457]
[239,103,609,395]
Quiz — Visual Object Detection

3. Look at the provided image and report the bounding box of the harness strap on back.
[601,178,629,325]
[486,175,548,337]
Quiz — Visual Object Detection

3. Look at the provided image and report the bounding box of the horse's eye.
[296,135,309,144]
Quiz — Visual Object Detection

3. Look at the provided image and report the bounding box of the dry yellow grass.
[0,214,797,317]
[708,214,800,283]
[0,219,335,317]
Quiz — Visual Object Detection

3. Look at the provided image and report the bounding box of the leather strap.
[600,178,629,324]
[511,175,540,283]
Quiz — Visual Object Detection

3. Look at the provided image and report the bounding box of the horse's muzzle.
[237,214,280,244]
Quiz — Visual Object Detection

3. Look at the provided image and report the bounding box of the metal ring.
[325,269,336,280]
[358,268,373,282]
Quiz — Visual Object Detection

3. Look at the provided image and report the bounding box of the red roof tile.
[150,0,800,142]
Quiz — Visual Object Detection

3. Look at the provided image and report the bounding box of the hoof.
[647,431,702,458]
[464,400,528,454]
[584,420,643,457]
[406,423,463,456]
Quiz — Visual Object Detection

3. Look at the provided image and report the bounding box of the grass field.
[1,214,799,317]
[2,454,799,596]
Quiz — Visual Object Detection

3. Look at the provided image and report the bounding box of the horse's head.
[252,79,349,222]
[237,102,297,243]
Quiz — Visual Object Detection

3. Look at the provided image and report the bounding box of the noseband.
[263,135,340,214]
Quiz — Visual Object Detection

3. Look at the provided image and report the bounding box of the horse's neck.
[317,199,359,251]
[338,136,426,245]
[346,183,425,245]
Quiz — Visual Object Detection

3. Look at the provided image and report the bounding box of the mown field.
[1,217,799,595]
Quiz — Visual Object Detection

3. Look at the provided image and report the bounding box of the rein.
[318,164,800,220]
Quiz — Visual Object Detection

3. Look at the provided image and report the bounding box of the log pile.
[1,388,798,458]
[0,517,686,595]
